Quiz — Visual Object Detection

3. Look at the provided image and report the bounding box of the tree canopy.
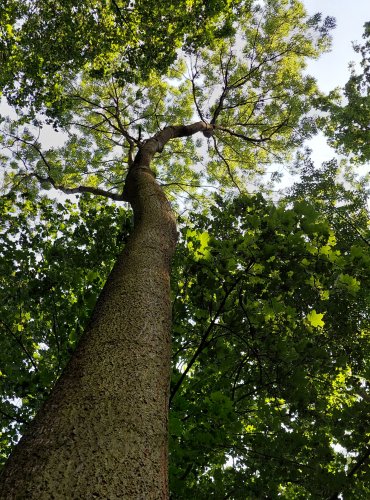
[169,177,370,497]
[0,0,335,199]
[1,172,369,497]
[0,0,369,498]
[0,0,244,113]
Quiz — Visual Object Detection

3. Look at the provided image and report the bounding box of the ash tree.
[2,0,368,498]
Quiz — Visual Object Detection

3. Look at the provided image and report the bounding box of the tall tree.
[0,1,344,497]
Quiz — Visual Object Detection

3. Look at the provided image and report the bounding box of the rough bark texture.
[0,121,209,499]
[0,168,176,499]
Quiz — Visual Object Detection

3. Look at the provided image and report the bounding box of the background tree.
[169,181,370,498]
[0,194,129,463]
[1,0,368,498]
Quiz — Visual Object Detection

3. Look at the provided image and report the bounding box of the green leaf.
[306,310,325,328]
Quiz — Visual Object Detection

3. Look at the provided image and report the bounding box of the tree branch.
[29,172,124,200]
[0,407,28,425]
[0,320,38,373]
[212,135,242,193]
[215,125,271,143]
[190,56,205,121]
[5,132,125,200]
[210,52,234,126]
[131,121,213,168]
[170,273,245,403]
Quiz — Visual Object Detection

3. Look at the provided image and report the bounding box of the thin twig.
[212,135,242,193]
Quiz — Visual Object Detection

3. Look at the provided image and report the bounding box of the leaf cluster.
[0,0,244,115]
[317,23,370,163]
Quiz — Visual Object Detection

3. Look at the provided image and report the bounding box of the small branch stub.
[202,124,214,138]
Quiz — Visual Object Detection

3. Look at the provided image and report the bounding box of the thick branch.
[30,172,124,200]
[130,121,213,169]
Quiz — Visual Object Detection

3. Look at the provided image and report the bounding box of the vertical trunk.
[0,164,177,498]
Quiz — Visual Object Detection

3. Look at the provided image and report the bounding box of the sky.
[302,0,369,165]
[304,0,369,92]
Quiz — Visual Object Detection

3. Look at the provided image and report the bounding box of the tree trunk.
[0,120,211,499]
[0,163,177,498]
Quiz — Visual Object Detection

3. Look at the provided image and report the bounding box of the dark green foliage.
[169,190,370,498]
[0,184,369,497]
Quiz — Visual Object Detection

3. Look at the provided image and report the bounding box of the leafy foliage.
[170,188,370,498]
[0,0,245,114]
[1,181,369,497]
[0,1,335,199]
[0,0,368,497]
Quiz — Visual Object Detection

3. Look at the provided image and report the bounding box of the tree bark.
[0,169,176,499]
[0,121,210,499]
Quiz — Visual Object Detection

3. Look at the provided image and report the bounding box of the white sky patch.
[303,0,369,93]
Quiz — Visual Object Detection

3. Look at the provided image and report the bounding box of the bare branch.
[216,113,290,143]
[210,52,234,125]
[228,47,293,91]
[215,125,270,143]
[67,121,125,147]
[28,172,124,200]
